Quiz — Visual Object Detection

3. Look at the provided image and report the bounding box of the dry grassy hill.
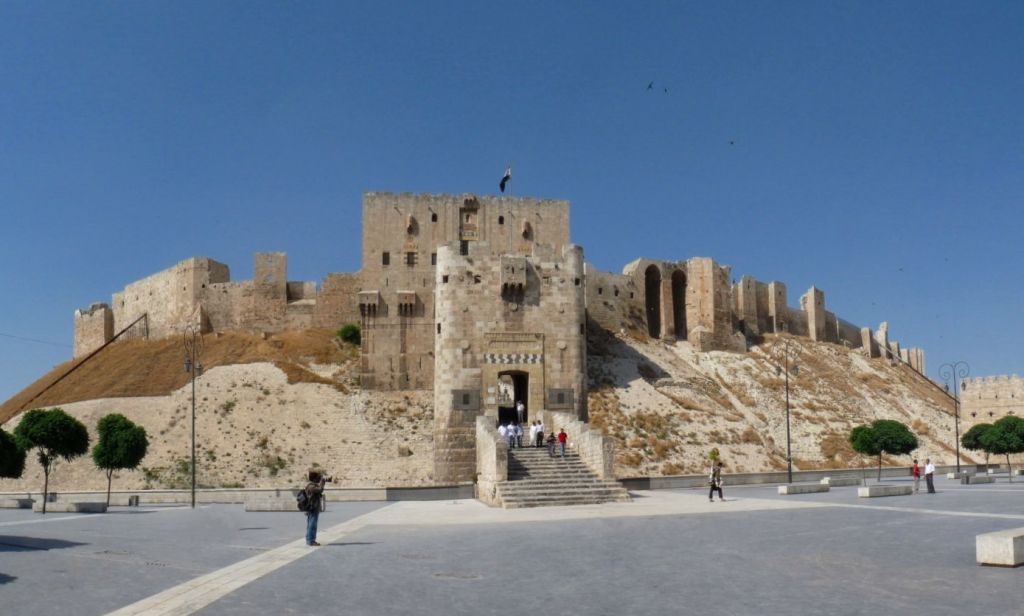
[0,329,435,492]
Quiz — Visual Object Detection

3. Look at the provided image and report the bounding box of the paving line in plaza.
[104,504,398,616]
[823,502,1024,521]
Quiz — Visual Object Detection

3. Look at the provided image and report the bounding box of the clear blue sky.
[1,2,1021,403]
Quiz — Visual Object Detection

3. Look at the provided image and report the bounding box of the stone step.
[501,494,631,508]
[509,467,592,475]
[499,488,629,500]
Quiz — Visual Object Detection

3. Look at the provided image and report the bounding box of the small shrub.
[337,324,361,345]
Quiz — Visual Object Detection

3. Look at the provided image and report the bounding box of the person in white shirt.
[515,400,525,424]
[536,419,545,448]
[925,458,936,493]
[514,423,523,448]
[498,422,508,442]
[529,422,538,448]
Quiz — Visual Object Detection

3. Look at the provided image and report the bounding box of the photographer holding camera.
[303,469,330,546]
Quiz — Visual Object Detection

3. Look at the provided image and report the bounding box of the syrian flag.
[499,166,512,193]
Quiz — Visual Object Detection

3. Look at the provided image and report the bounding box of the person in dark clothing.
[708,461,724,502]
[304,470,327,546]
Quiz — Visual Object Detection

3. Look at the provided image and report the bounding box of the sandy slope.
[588,331,967,477]
[2,363,434,492]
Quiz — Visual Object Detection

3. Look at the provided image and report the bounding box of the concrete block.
[0,498,34,509]
[779,484,830,495]
[977,527,1024,567]
[821,477,861,487]
[32,501,107,513]
[948,471,975,480]
[1013,469,1024,477]
[858,485,912,498]
[967,476,996,485]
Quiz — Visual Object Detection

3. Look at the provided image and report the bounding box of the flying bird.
[647,81,654,90]
[663,87,668,94]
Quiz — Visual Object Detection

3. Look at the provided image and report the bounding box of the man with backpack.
[301,469,327,546]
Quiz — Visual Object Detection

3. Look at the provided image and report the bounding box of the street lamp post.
[775,338,800,484]
[939,361,970,475]
[183,325,204,509]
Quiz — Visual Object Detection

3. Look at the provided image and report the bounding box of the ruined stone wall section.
[201,281,251,332]
[801,287,826,342]
[73,303,114,358]
[584,265,642,334]
[962,375,1024,428]
[111,257,229,340]
[312,273,361,329]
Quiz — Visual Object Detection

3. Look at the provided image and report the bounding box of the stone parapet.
[474,415,508,507]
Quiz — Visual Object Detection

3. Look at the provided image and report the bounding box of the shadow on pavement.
[0,573,16,585]
[325,542,377,547]
[0,536,88,552]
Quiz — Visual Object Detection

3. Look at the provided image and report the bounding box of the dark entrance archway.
[671,270,687,340]
[497,370,529,426]
[645,265,661,339]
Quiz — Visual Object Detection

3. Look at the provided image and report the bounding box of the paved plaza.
[2,475,1023,615]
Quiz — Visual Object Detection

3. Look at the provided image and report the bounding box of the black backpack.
[296,488,310,512]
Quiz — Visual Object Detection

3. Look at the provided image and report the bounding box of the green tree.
[961,423,993,467]
[980,416,1024,483]
[337,323,361,345]
[0,428,26,479]
[849,419,919,480]
[92,414,149,506]
[14,408,90,514]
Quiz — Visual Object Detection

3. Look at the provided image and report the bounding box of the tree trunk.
[1008,455,1013,484]
[41,464,50,515]
[106,470,113,507]
[877,454,883,481]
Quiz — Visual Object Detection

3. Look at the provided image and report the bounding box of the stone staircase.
[495,447,631,508]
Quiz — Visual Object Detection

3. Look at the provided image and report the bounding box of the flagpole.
[505,164,513,253]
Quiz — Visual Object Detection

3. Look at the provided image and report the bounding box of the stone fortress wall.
[75,190,926,375]
[584,259,925,372]
[961,375,1024,428]
[72,191,929,483]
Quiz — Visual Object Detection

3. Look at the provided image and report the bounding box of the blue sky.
[1,2,1021,403]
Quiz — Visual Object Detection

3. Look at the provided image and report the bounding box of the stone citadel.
[73,192,927,483]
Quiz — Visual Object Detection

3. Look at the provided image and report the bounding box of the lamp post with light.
[183,325,204,509]
[939,361,970,475]
[775,338,800,484]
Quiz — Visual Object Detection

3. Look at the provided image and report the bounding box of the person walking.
[911,459,921,494]
[546,432,557,458]
[925,458,936,493]
[536,419,545,448]
[507,423,516,448]
[558,429,568,458]
[304,470,326,546]
[498,422,508,443]
[514,423,523,448]
[515,400,526,424]
[529,422,538,449]
[708,461,724,502]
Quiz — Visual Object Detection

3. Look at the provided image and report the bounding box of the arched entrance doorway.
[497,370,529,425]
[645,265,661,338]
[671,270,687,340]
